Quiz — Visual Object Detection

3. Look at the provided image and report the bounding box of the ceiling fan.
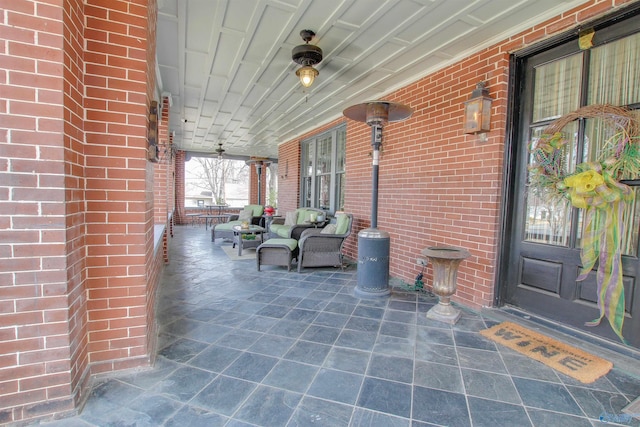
[292,29,323,88]
[214,143,226,159]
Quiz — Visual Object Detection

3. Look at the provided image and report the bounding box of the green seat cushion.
[263,238,297,251]
[215,220,242,231]
[335,214,350,235]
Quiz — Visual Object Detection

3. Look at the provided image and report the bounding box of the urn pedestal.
[422,246,470,324]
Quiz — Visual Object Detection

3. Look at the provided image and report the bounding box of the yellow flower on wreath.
[562,163,631,209]
[563,169,604,208]
[565,169,604,193]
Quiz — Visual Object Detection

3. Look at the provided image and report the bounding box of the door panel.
[504,17,640,348]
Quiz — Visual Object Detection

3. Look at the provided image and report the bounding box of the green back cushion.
[245,204,264,216]
[297,209,319,224]
[335,214,350,235]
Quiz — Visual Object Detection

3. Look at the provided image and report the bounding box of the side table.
[232,225,265,256]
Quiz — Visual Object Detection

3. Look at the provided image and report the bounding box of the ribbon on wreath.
[562,163,632,343]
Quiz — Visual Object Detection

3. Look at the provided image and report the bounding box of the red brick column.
[174,150,186,224]
[245,161,268,206]
[83,0,157,373]
[0,0,89,423]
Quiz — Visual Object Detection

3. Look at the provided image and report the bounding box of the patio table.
[232,225,265,256]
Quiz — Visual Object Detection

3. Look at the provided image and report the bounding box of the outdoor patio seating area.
[42,226,640,427]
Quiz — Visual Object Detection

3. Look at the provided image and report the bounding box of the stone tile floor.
[40,226,640,426]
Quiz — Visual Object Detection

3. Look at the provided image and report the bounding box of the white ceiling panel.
[159,65,180,94]
[211,33,245,76]
[227,62,261,94]
[156,19,179,66]
[158,0,178,16]
[183,87,201,109]
[223,0,259,32]
[204,75,227,101]
[156,0,595,158]
[185,0,219,52]
[339,1,386,27]
[243,6,296,63]
[185,52,207,87]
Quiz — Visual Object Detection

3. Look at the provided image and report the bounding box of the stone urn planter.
[422,246,470,324]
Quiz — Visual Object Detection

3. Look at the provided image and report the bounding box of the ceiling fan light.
[296,66,319,88]
[215,143,225,159]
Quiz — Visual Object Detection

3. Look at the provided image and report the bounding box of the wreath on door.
[529,104,640,344]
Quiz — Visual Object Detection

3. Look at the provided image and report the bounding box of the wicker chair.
[211,204,264,242]
[297,213,353,272]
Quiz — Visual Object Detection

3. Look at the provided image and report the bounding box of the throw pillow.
[284,211,297,226]
[238,208,253,222]
[321,224,337,234]
[335,214,350,235]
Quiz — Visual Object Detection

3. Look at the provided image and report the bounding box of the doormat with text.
[480,321,612,383]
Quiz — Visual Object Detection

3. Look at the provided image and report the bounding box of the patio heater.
[246,158,271,206]
[343,101,413,298]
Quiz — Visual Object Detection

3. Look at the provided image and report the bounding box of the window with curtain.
[524,30,640,254]
[300,124,346,213]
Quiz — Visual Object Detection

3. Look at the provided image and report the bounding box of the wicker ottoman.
[256,238,298,272]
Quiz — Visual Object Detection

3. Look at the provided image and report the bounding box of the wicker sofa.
[211,204,264,242]
[268,207,326,240]
[297,213,353,272]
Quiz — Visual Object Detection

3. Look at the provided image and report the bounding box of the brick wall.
[276,140,301,214]
[279,0,633,310]
[0,0,85,422]
[0,0,163,423]
[63,0,91,416]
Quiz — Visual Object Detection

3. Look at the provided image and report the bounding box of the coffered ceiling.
[156,0,588,159]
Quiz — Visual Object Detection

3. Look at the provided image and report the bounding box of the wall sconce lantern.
[463,81,492,139]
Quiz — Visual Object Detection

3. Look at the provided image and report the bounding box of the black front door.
[503,14,640,348]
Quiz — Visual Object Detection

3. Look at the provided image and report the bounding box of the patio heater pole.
[370,124,382,228]
[256,162,263,206]
[246,158,271,206]
[343,101,412,298]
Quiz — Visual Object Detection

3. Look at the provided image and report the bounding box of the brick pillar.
[174,151,186,224]
[83,0,158,373]
[0,0,90,423]
[247,162,268,206]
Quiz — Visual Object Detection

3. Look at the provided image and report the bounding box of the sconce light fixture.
[292,30,322,88]
[279,160,289,179]
[463,81,493,139]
